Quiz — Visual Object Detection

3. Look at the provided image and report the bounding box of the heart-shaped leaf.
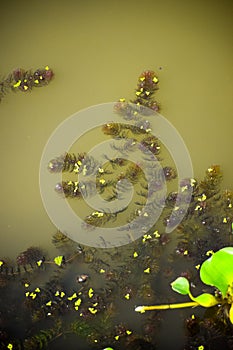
[171,277,190,295]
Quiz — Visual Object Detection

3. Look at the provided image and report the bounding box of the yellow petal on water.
[45,65,50,70]
[206,250,214,256]
[68,293,77,300]
[191,314,195,319]
[88,307,97,314]
[198,346,204,350]
[74,298,82,310]
[60,291,65,298]
[0,261,4,267]
[99,268,105,273]
[88,288,94,298]
[25,292,30,297]
[228,203,232,208]
[75,298,82,306]
[115,335,120,340]
[7,344,13,350]
[153,76,159,83]
[34,79,39,84]
[13,80,21,88]
[55,291,60,296]
[195,264,200,270]
[133,251,138,258]
[30,292,37,299]
[99,179,106,185]
[46,301,52,306]
[153,230,160,238]
[126,330,132,335]
[98,168,104,173]
[135,91,142,96]
[23,85,29,90]
[54,255,63,266]
[35,287,41,293]
[24,283,29,288]
[119,97,126,102]
[124,293,130,300]
[37,260,43,267]
[144,267,150,273]
[93,302,98,307]
[183,250,188,255]
[223,217,227,223]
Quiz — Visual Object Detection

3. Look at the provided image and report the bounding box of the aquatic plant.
[0,66,54,102]
[135,247,233,324]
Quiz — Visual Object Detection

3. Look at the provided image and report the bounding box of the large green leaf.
[171,277,190,295]
[200,247,233,297]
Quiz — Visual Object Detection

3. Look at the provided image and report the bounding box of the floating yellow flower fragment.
[124,293,130,300]
[99,179,106,185]
[198,193,207,201]
[142,234,152,243]
[34,79,39,84]
[46,301,52,306]
[45,66,50,70]
[228,203,232,208]
[13,80,21,88]
[135,91,142,96]
[54,255,63,266]
[7,344,13,350]
[37,259,43,267]
[60,292,65,298]
[0,261,4,267]
[30,292,37,299]
[93,302,98,307]
[24,283,29,288]
[99,269,105,273]
[133,252,138,258]
[198,346,204,350]
[98,168,104,173]
[153,76,159,83]
[23,85,29,90]
[68,293,77,300]
[25,292,30,297]
[75,298,82,306]
[115,335,119,340]
[88,288,94,298]
[119,97,126,102]
[153,230,160,238]
[88,307,97,314]
[195,264,200,270]
[144,267,150,273]
[191,314,195,319]
[74,298,82,310]
[223,217,227,223]
[206,250,214,256]
[35,287,41,293]
[126,330,132,335]
[183,250,188,255]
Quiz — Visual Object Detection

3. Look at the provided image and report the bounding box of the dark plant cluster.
[0,66,54,102]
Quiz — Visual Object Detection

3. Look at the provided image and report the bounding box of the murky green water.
[0,0,233,349]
